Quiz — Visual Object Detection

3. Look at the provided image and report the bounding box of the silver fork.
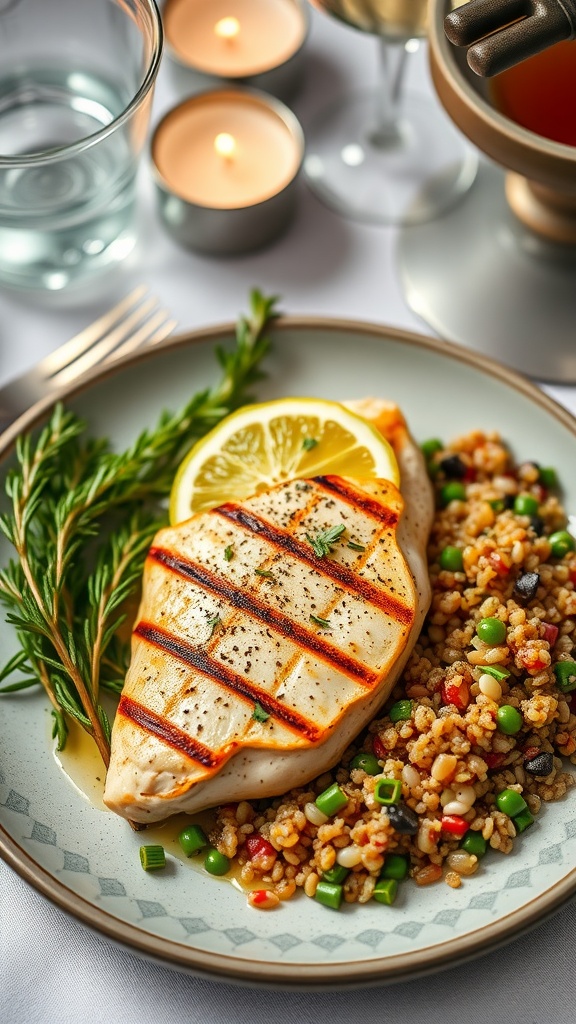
[0,287,177,434]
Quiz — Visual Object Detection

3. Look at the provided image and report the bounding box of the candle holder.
[302,1,478,225]
[150,87,304,255]
[397,0,576,382]
[161,0,309,103]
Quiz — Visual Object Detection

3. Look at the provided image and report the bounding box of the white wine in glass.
[304,0,478,224]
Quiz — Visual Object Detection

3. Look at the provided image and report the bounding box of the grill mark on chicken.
[314,475,400,526]
[118,695,222,766]
[134,622,323,741]
[148,546,378,688]
[214,503,414,627]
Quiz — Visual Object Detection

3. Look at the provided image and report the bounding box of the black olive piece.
[503,494,516,510]
[513,571,540,602]
[386,802,419,835]
[439,455,467,479]
[524,751,554,777]
[528,515,545,536]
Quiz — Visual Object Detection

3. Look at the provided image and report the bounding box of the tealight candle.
[162,0,309,101]
[151,89,304,254]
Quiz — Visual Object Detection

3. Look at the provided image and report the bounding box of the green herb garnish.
[207,614,222,637]
[224,545,234,562]
[0,290,278,773]
[302,437,319,451]
[310,614,332,630]
[253,701,270,722]
[255,568,275,579]
[306,523,346,558]
[347,541,366,552]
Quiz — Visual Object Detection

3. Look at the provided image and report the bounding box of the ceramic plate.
[1,319,575,988]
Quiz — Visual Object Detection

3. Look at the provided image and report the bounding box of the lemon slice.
[169,397,400,523]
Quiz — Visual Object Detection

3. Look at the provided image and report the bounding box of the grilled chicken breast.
[104,400,434,823]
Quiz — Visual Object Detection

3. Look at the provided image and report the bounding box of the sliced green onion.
[322,864,349,885]
[478,665,510,681]
[315,782,348,817]
[495,789,527,817]
[374,778,402,806]
[314,880,343,910]
[380,854,409,880]
[139,845,166,871]
[373,878,399,905]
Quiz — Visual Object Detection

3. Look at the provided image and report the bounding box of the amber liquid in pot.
[490,40,576,147]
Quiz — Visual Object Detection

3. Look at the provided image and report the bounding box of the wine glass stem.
[372,36,409,147]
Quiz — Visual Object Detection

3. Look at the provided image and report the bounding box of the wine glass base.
[303,87,478,225]
[398,160,576,383]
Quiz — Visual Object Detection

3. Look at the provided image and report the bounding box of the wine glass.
[303,0,478,224]
[398,0,576,382]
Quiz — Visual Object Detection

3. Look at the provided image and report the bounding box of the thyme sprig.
[0,290,278,769]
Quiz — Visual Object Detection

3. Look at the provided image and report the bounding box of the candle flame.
[214,16,240,40]
[214,132,236,159]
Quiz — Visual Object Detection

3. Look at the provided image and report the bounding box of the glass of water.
[0,0,162,293]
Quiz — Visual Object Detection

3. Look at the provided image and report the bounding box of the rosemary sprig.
[306,523,346,558]
[0,290,278,769]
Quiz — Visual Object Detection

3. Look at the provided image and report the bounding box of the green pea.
[315,782,348,817]
[439,546,464,572]
[513,808,535,833]
[548,530,575,558]
[538,467,558,489]
[349,752,381,775]
[496,705,523,735]
[476,616,506,645]
[554,661,576,693]
[460,830,487,858]
[420,438,443,460]
[513,494,539,516]
[204,848,230,876]
[314,880,343,910]
[380,854,409,880]
[178,824,208,857]
[495,789,527,817]
[374,778,402,806]
[373,878,399,905]
[440,482,466,506]
[389,699,413,723]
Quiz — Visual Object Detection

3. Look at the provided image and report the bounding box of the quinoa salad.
[176,430,576,910]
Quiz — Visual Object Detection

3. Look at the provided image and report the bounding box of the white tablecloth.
[1,9,575,1021]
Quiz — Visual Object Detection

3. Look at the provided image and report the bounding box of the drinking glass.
[304,0,478,224]
[0,0,162,293]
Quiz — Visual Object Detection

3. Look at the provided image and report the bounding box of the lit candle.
[162,0,309,101]
[151,89,304,254]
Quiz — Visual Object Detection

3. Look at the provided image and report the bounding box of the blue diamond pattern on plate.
[31,821,57,845]
[313,934,345,952]
[355,929,388,948]
[179,918,210,935]
[224,928,256,946]
[539,845,562,865]
[270,933,301,952]
[62,850,90,873]
[468,891,498,910]
[393,921,423,939]
[506,869,531,888]
[433,909,462,926]
[99,877,127,897]
[5,789,30,814]
[136,900,168,919]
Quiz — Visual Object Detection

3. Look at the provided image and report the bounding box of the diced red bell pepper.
[489,552,511,576]
[484,752,506,769]
[245,835,276,861]
[441,678,470,710]
[522,745,541,762]
[542,623,559,646]
[569,568,576,585]
[250,889,272,905]
[463,466,477,483]
[372,735,387,760]
[441,814,469,836]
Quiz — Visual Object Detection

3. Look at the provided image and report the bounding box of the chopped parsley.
[255,568,275,579]
[310,614,332,630]
[253,701,270,722]
[224,545,234,562]
[207,614,221,637]
[306,523,346,558]
[302,437,319,451]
